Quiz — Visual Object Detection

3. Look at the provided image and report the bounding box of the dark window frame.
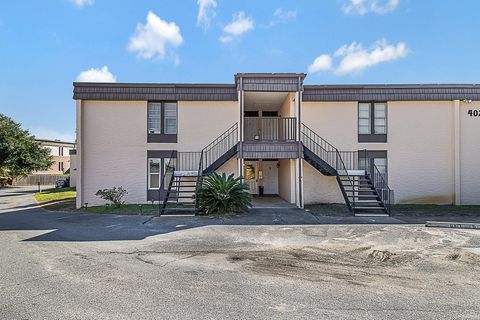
[358,102,388,143]
[358,150,388,182]
[147,150,177,201]
[147,101,178,143]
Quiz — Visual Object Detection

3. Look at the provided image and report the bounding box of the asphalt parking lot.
[1,187,479,319]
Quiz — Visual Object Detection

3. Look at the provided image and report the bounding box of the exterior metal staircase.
[159,124,239,216]
[301,124,393,215]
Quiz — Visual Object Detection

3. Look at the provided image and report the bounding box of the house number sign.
[467,109,480,117]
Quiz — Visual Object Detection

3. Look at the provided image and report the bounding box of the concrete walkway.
[0,186,41,213]
[251,196,296,209]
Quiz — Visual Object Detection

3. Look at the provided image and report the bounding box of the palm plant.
[197,173,252,214]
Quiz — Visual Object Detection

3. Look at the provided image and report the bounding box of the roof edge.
[73,82,236,88]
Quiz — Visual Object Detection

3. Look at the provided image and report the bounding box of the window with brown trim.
[358,102,387,143]
[147,102,178,143]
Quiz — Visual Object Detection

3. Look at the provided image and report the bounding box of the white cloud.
[71,0,94,8]
[128,11,183,60]
[308,54,333,74]
[307,38,409,76]
[31,128,76,143]
[219,11,254,43]
[197,0,217,30]
[274,8,297,21]
[343,0,399,15]
[268,8,297,27]
[334,38,409,75]
[76,66,117,82]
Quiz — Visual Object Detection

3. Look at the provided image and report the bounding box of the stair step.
[353,206,385,210]
[349,196,380,200]
[168,195,194,199]
[355,212,389,217]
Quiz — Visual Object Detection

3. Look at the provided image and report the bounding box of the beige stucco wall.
[388,101,454,204]
[303,160,344,204]
[78,100,239,207]
[174,101,239,151]
[278,159,295,203]
[215,157,239,177]
[302,101,455,205]
[459,101,480,204]
[81,100,148,206]
[279,93,295,118]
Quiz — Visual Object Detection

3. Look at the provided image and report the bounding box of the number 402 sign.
[467,109,480,117]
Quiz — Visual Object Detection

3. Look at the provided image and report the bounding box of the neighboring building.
[35,139,76,174]
[72,73,480,214]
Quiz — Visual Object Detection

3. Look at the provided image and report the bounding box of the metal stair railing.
[194,150,204,212]
[362,150,393,214]
[158,124,239,216]
[300,124,356,211]
[202,123,238,171]
[158,152,176,216]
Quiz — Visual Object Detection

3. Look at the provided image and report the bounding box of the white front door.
[262,161,279,195]
[244,161,258,194]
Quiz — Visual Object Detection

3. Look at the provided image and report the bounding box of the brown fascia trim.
[73,81,480,102]
[234,72,307,79]
[73,82,238,101]
[73,82,236,88]
[303,84,480,101]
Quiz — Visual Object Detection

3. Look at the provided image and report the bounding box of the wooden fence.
[12,174,68,186]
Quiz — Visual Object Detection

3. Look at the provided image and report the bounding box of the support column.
[295,77,304,208]
[75,99,83,209]
[295,158,304,208]
[237,80,244,181]
[453,99,461,205]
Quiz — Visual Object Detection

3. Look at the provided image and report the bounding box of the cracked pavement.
[1,187,480,319]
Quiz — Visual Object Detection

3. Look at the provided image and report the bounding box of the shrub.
[95,186,128,208]
[197,173,251,214]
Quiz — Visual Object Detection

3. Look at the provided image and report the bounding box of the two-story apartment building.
[72,73,480,215]
[35,139,76,174]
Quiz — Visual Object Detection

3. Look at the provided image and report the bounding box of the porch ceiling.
[244,91,289,111]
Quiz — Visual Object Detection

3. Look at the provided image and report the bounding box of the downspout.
[453,99,461,205]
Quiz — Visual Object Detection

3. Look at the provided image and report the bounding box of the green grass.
[40,197,162,215]
[35,187,76,203]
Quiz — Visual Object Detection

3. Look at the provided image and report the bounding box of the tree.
[0,114,53,185]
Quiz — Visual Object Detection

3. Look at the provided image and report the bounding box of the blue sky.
[0,0,479,142]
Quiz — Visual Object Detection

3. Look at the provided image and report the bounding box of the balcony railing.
[244,117,297,141]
